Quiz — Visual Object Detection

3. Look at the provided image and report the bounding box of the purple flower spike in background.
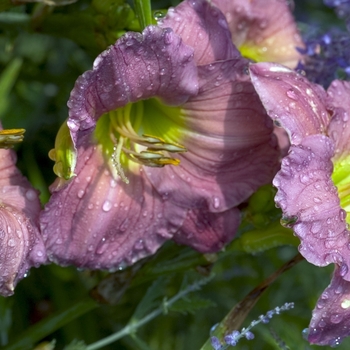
[250,61,350,346]
[40,0,280,271]
[0,129,46,296]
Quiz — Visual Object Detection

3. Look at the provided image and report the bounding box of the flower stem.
[86,275,214,350]
[3,297,98,350]
[133,0,153,30]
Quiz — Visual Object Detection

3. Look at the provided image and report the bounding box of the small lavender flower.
[245,331,255,340]
[298,1,350,87]
[298,30,350,87]
[211,336,222,350]
[224,330,240,346]
[210,302,294,349]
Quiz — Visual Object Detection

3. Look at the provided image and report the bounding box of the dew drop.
[340,209,347,222]
[96,241,108,255]
[330,314,343,324]
[110,179,117,188]
[77,189,85,199]
[154,10,166,20]
[329,336,342,348]
[25,189,37,201]
[7,239,15,247]
[299,174,310,184]
[302,328,309,340]
[102,200,112,212]
[286,88,298,100]
[134,239,144,250]
[311,222,322,234]
[212,196,220,209]
[318,319,326,327]
[339,263,348,277]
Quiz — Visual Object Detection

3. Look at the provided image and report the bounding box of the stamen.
[0,129,25,148]
[107,102,186,183]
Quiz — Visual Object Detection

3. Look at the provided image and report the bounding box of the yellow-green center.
[332,155,350,225]
[95,99,186,183]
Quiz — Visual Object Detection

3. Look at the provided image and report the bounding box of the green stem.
[133,0,153,30]
[3,297,98,350]
[86,276,214,350]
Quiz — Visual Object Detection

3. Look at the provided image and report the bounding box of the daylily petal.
[173,206,240,252]
[146,59,280,212]
[159,0,240,64]
[44,0,279,270]
[212,0,304,67]
[308,266,350,347]
[67,25,199,145]
[0,148,46,296]
[327,80,350,161]
[249,62,330,145]
[41,134,186,269]
[273,135,350,278]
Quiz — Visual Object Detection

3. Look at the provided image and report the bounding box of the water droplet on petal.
[302,328,309,340]
[330,314,343,324]
[299,174,310,184]
[340,263,348,277]
[7,239,15,247]
[134,239,144,250]
[25,189,37,201]
[212,197,220,209]
[286,88,298,100]
[102,200,112,212]
[329,336,342,348]
[77,189,85,198]
[311,222,322,234]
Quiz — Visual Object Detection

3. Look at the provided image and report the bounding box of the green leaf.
[63,339,87,350]
[133,0,152,29]
[230,222,299,254]
[169,295,216,315]
[130,277,168,322]
[0,57,22,118]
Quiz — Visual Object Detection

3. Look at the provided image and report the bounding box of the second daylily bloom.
[0,127,46,296]
[40,0,279,270]
[212,0,304,68]
[250,61,350,346]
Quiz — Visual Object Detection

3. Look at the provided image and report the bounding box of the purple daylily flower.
[249,61,350,346]
[40,0,279,271]
[212,0,304,68]
[0,141,46,296]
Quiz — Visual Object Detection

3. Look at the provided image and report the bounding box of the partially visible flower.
[41,0,279,270]
[212,0,304,68]
[0,127,46,296]
[249,61,350,345]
